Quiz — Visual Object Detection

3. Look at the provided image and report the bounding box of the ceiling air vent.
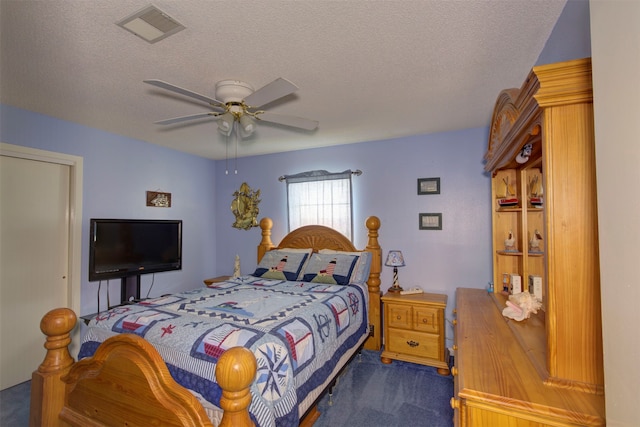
[116,5,185,44]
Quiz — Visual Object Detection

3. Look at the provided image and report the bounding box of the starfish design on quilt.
[348,292,360,315]
[313,313,332,343]
[161,324,175,337]
[256,344,289,401]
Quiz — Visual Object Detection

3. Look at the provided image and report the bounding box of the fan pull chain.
[234,121,238,174]
[225,131,229,175]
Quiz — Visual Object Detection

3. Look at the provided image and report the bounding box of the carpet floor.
[0,350,453,427]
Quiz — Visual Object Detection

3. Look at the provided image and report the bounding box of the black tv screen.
[89,219,182,281]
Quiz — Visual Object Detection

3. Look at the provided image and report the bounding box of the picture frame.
[417,177,440,195]
[419,213,442,230]
[146,191,172,207]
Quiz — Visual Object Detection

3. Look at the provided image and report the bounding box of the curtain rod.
[278,169,362,182]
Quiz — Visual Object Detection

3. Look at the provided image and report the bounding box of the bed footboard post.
[216,346,258,427]
[30,308,77,427]
[257,217,275,263]
[364,216,382,351]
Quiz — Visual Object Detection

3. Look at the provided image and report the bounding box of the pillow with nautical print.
[301,253,360,286]
[318,249,372,285]
[252,249,312,281]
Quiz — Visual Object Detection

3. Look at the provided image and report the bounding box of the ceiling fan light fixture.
[218,112,234,136]
[239,115,255,135]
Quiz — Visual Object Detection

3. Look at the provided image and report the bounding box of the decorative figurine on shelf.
[502,291,542,322]
[497,176,519,207]
[529,175,543,207]
[233,255,241,278]
[231,182,261,230]
[529,229,543,253]
[502,273,510,295]
[504,230,516,251]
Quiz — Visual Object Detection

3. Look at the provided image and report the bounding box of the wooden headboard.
[256,216,382,351]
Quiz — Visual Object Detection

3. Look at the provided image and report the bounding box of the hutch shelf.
[451,58,605,426]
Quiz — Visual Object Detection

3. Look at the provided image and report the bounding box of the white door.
[0,145,82,390]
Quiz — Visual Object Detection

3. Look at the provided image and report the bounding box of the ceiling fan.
[143,77,319,137]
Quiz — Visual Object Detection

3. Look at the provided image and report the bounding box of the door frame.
[1,143,83,346]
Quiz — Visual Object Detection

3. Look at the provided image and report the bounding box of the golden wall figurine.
[231,182,261,230]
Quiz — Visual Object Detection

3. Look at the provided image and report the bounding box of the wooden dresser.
[452,289,605,426]
[450,58,605,426]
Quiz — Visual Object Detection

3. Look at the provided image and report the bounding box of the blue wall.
[0,106,218,314]
[214,130,493,320]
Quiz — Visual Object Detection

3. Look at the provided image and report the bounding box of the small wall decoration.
[146,191,171,207]
[417,177,440,195]
[231,182,261,230]
[419,213,442,230]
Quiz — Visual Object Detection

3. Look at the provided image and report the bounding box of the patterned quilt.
[79,276,369,427]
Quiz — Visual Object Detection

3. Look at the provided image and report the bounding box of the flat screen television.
[89,219,182,281]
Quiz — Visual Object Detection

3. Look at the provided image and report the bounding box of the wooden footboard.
[30,308,256,427]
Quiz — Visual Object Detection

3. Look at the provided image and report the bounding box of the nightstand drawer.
[387,303,412,329]
[387,328,440,359]
[414,306,440,333]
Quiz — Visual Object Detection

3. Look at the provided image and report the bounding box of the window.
[283,170,356,240]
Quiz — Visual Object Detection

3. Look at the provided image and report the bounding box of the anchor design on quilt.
[184,321,205,328]
[348,292,360,315]
[313,313,332,343]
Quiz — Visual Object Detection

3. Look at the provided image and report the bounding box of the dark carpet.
[0,350,453,427]
[315,349,454,426]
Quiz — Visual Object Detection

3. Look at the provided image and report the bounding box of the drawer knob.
[452,345,458,351]
[407,340,419,347]
[450,397,460,409]
[452,319,458,326]
[396,315,401,320]
[422,318,428,324]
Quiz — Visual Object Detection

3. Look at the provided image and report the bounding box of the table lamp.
[385,250,405,293]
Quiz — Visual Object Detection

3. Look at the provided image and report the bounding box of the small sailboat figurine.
[497,177,519,207]
[529,175,543,207]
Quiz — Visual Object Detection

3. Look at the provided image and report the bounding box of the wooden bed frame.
[30,216,382,427]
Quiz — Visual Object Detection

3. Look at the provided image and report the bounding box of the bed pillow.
[318,249,372,285]
[301,252,360,286]
[252,249,312,281]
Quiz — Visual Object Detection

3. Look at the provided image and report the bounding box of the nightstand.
[380,291,449,375]
[203,275,231,287]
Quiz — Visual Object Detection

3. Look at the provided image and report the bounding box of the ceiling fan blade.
[144,79,223,106]
[154,112,220,125]
[243,78,298,108]
[255,111,319,131]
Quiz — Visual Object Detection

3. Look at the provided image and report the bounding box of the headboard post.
[257,217,275,263]
[30,308,77,427]
[364,216,382,351]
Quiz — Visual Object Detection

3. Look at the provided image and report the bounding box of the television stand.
[121,275,141,304]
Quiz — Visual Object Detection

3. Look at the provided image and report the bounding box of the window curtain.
[283,169,354,240]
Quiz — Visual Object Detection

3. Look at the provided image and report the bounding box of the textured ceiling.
[0,1,566,160]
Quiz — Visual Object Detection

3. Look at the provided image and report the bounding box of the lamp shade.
[385,250,405,267]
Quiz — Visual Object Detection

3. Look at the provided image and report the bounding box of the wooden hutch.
[451,58,606,426]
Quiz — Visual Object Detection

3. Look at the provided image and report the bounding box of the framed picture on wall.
[419,213,442,230]
[417,177,440,195]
